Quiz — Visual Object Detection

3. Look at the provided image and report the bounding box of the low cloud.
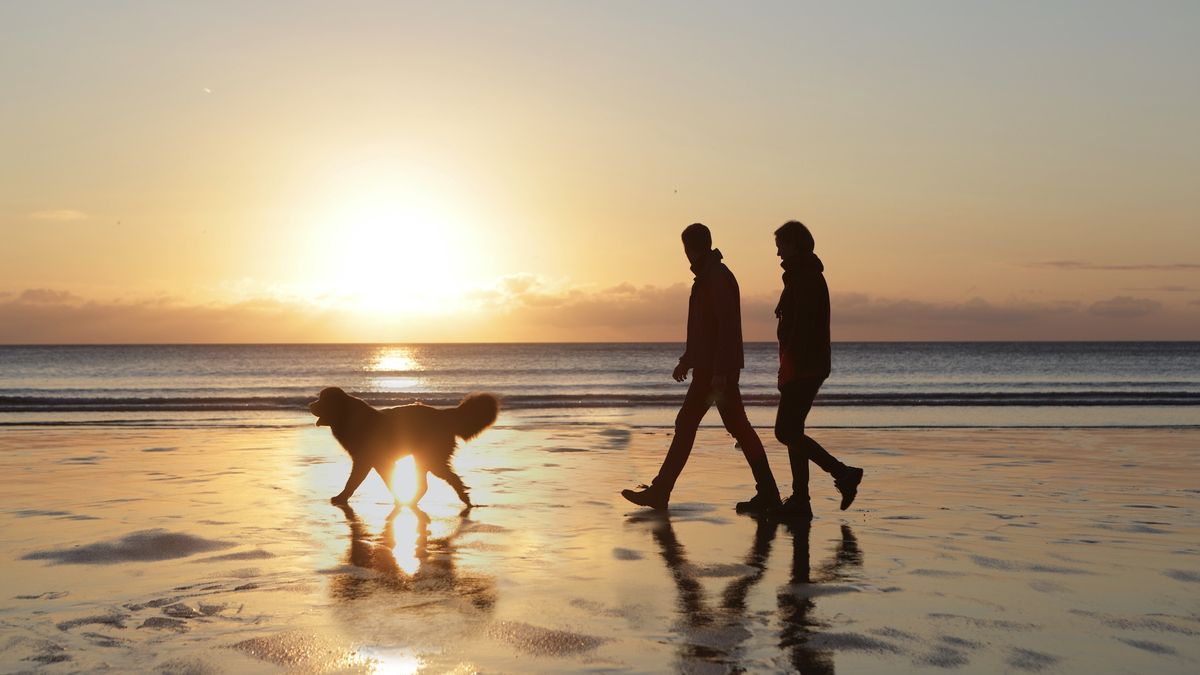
[18,288,81,304]
[2,283,1197,343]
[29,209,88,221]
[468,277,1198,341]
[470,275,691,340]
[1088,296,1162,318]
[1121,286,1197,293]
[1031,260,1200,272]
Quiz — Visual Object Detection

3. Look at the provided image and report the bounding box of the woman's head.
[774,220,814,258]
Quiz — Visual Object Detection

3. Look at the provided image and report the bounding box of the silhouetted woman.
[772,221,864,521]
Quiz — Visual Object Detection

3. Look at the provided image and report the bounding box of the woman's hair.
[774,220,814,252]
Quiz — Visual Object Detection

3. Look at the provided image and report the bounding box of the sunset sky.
[2,1,1198,342]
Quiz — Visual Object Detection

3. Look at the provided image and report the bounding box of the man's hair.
[681,222,712,250]
[774,220,815,252]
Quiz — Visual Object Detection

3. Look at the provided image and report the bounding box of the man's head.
[774,220,814,259]
[681,222,712,266]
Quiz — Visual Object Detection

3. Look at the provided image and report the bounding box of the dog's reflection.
[332,503,495,611]
[632,515,861,673]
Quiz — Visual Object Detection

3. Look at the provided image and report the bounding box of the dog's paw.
[330,495,349,505]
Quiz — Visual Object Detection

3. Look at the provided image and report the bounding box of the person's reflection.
[332,503,495,611]
[632,513,778,670]
[778,523,862,674]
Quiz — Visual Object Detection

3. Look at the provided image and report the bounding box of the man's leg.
[650,372,715,494]
[715,375,781,505]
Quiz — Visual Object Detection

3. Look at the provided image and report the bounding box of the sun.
[324,198,467,314]
[297,170,487,318]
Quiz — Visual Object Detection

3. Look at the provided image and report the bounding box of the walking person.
[621,223,782,513]
[772,221,863,521]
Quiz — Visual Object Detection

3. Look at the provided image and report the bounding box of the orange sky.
[2,2,1198,342]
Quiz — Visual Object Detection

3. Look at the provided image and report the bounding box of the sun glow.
[307,176,484,317]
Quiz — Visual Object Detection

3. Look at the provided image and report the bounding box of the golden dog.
[309,387,498,507]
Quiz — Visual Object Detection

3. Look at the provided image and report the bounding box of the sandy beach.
[2,419,1198,673]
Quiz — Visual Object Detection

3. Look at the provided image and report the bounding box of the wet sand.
[2,421,1198,673]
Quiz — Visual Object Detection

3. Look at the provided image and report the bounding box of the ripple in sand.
[80,632,130,648]
[1070,609,1200,636]
[155,657,223,674]
[141,446,178,452]
[163,603,203,619]
[1006,647,1060,672]
[969,555,1091,575]
[198,548,276,562]
[914,645,969,668]
[1163,569,1200,583]
[910,569,967,577]
[138,616,189,632]
[804,632,904,655]
[56,612,129,631]
[1118,638,1177,655]
[598,428,632,448]
[487,620,609,656]
[927,613,1040,631]
[14,590,69,600]
[23,529,235,565]
[612,547,643,560]
[1028,580,1071,594]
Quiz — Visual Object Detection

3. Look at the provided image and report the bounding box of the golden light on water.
[368,347,424,389]
[370,347,422,373]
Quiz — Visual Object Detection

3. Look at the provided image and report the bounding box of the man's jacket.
[776,252,832,379]
[679,249,744,376]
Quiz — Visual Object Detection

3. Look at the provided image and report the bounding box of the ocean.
[1,342,1198,429]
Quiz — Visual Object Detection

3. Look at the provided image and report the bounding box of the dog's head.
[309,386,352,427]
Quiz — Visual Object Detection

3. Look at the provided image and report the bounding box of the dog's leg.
[431,464,472,507]
[374,462,400,504]
[332,461,370,505]
[410,464,429,506]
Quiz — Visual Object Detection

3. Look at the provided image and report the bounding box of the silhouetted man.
[772,220,863,521]
[622,223,781,513]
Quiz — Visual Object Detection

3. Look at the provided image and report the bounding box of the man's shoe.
[835,466,864,510]
[774,495,813,523]
[735,490,782,515]
[621,484,669,511]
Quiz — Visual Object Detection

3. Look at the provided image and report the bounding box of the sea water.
[1,342,1197,428]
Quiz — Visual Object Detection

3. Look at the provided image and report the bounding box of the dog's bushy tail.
[451,393,499,441]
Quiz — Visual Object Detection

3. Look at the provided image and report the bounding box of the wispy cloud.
[1030,260,1200,271]
[28,209,88,221]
